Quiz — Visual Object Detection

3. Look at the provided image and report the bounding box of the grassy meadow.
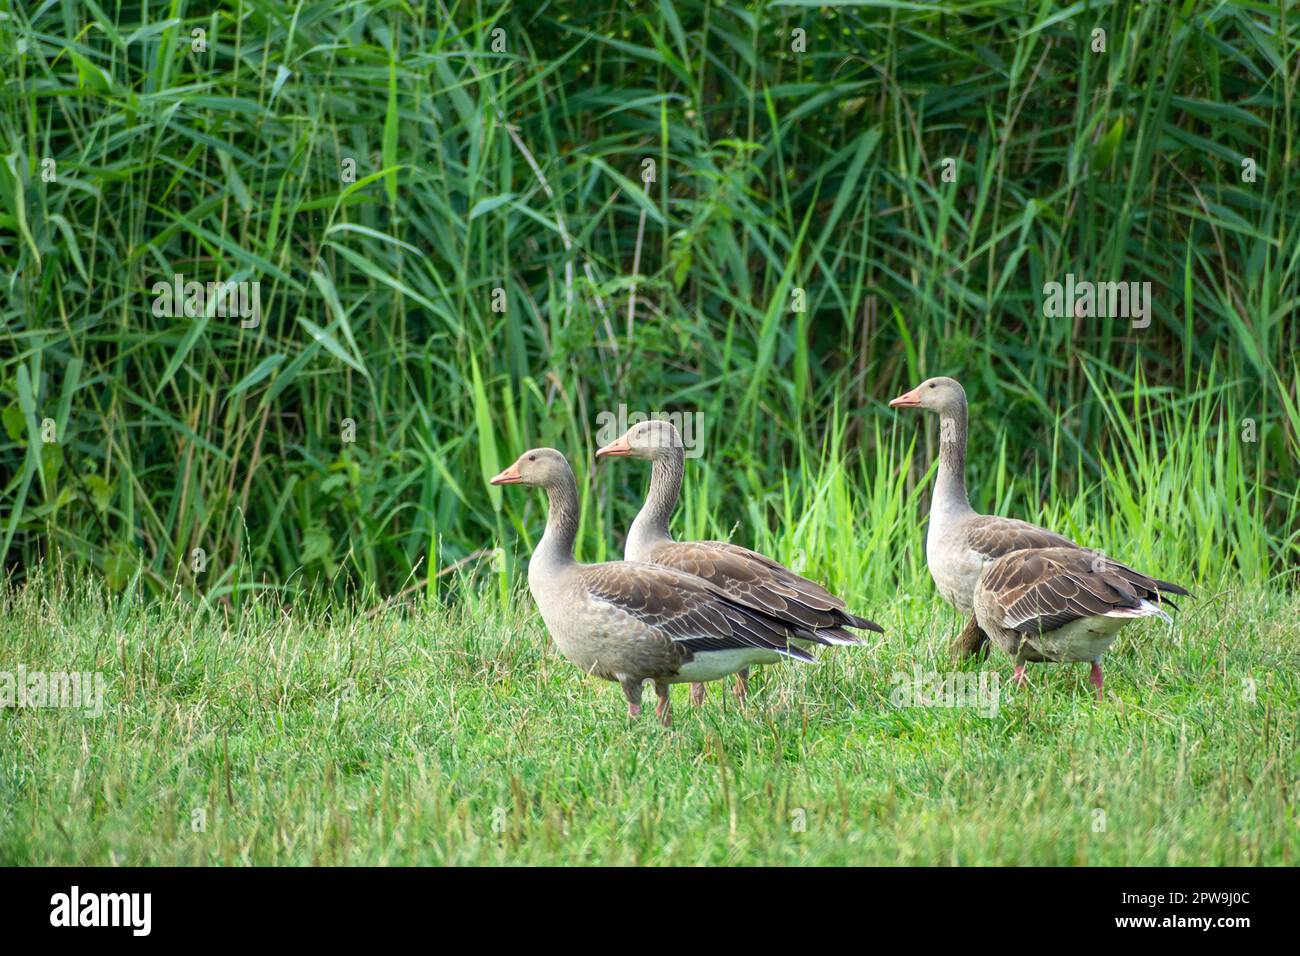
[2,568,1297,866]
[1,2,1298,864]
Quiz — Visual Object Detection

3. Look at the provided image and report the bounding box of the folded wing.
[982,547,1173,636]
[581,561,820,660]
[646,539,883,640]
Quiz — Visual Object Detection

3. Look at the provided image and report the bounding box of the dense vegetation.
[1,1,1296,604]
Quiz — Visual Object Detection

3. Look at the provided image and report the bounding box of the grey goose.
[596,419,881,704]
[490,448,837,726]
[889,377,1188,655]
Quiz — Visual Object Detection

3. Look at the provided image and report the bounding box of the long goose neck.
[536,471,580,569]
[933,398,973,515]
[627,450,682,559]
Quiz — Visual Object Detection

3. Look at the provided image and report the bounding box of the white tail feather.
[1104,600,1171,623]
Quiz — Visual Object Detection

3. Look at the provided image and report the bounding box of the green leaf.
[40,442,64,483]
[84,474,113,513]
[2,404,24,442]
[218,151,252,213]
[66,49,112,92]
[104,542,137,592]
[298,317,367,376]
[229,354,286,399]
[301,527,333,565]
[1093,117,1125,171]
[47,214,89,283]
[269,65,292,103]
[470,353,502,510]
[469,194,517,220]
[383,55,399,204]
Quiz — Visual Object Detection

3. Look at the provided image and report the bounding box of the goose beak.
[489,463,522,485]
[595,435,632,458]
[889,386,923,409]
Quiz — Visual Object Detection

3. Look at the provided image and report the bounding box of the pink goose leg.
[621,678,644,718]
[1089,661,1104,701]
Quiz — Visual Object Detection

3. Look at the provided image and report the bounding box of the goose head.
[490,447,572,487]
[889,376,966,415]
[595,418,682,461]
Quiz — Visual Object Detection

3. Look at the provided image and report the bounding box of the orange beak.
[595,435,632,458]
[489,462,522,485]
[889,386,924,409]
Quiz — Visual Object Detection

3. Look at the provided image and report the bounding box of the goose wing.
[965,517,1190,598]
[964,516,1079,559]
[580,561,815,660]
[649,540,883,636]
[982,547,1170,636]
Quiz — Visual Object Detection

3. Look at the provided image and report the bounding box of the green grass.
[2,564,1296,866]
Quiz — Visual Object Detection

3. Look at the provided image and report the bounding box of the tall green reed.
[0,1,1295,601]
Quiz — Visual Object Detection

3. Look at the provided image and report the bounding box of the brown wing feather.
[984,547,1164,636]
[964,516,1079,559]
[580,562,816,659]
[966,517,1189,598]
[646,540,883,634]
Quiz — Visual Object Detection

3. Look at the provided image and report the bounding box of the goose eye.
[929,383,936,389]
[528,455,536,461]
